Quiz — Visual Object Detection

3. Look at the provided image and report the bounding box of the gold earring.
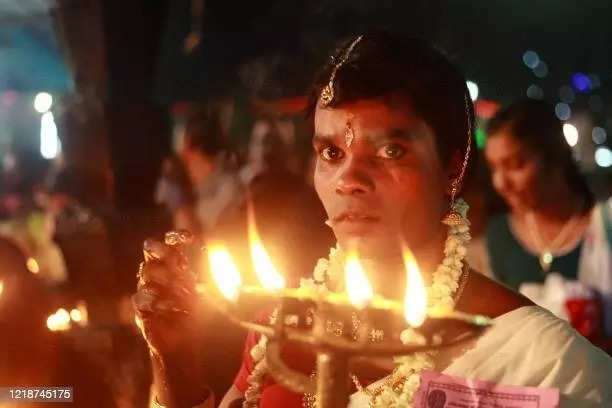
[442,180,463,226]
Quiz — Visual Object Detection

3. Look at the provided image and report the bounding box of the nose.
[335,157,375,195]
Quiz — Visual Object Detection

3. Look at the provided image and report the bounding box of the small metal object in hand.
[164,230,194,246]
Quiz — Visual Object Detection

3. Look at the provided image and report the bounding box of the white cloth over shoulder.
[578,200,612,335]
[349,306,612,408]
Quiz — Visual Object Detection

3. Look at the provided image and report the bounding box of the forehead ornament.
[345,115,355,147]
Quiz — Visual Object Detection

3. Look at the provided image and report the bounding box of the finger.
[141,242,193,288]
[138,261,173,287]
[137,263,195,299]
[132,288,157,314]
[143,238,170,262]
[132,289,190,316]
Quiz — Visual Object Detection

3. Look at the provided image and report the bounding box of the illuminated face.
[485,129,548,211]
[313,98,450,260]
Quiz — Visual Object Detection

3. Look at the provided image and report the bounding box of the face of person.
[313,97,450,260]
[249,120,293,171]
[485,128,549,212]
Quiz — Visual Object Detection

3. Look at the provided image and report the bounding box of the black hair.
[184,111,229,157]
[307,31,476,184]
[487,99,594,208]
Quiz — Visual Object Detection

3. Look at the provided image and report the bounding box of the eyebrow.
[312,133,331,144]
[387,128,422,140]
[488,147,525,167]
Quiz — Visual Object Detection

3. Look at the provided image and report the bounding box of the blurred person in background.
[214,116,335,285]
[239,118,279,184]
[42,164,116,324]
[176,112,243,235]
[480,99,612,343]
[155,155,200,234]
[0,148,67,285]
[239,117,300,184]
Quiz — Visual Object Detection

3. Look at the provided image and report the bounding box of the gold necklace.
[525,211,583,273]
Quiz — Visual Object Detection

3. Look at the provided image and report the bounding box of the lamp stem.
[316,350,350,408]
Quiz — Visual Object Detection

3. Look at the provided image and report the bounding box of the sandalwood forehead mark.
[345,113,355,148]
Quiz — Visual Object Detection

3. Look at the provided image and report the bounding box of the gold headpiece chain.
[449,92,473,206]
[442,92,473,226]
[319,35,364,107]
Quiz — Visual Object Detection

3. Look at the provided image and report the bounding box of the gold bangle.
[151,397,165,408]
[151,389,213,408]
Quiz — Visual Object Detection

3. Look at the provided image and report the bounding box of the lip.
[330,211,381,235]
[332,211,380,223]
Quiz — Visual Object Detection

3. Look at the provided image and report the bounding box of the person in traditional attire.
[133,31,612,408]
[476,100,612,341]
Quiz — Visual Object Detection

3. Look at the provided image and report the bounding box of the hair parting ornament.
[318,35,363,108]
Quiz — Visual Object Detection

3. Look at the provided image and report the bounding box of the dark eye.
[320,145,344,161]
[377,143,406,159]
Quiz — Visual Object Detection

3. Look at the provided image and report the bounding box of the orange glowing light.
[207,244,242,302]
[26,257,40,274]
[46,307,72,331]
[402,248,427,327]
[70,309,82,322]
[247,203,285,291]
[344,251,373,309]
[70,301,88,326]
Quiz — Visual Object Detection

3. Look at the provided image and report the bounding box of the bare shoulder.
[457,269,533,318]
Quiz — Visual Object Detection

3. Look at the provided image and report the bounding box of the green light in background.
[475,128,487,149]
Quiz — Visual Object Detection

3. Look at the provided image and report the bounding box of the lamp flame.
[70,301,88,326]
[344,251,373,309]
[70,309,82,322]
[402,248,427,327]
[46,307,72,331]
[247,202,285,291]
[26,257,40,274]
[207,245,242,302]
[0,280,3,297]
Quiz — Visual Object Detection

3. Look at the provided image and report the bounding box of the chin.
[502,194,529,212]
[338,234,400,259]
[507,199,529,212]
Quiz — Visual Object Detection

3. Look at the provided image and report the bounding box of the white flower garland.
[243,199,471,408]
